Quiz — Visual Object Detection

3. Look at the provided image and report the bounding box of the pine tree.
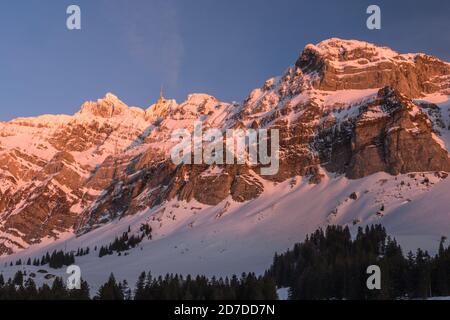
[121,280,132,300]
[23,278,38,300]
[134,271,146,300]
[38,283,52,300]
[68,279,90,300]
[96,273,124,300]
[51,277,68,299]
[13,271,23,286]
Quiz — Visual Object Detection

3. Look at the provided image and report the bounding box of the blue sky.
[0,0,448,120]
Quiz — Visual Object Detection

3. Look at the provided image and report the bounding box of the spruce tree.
[96,273,124,300]
[13,271,23,286]
[134,271,146,300]
[68,279,90,300]
[23,278,38,300]
[51,277,68,299]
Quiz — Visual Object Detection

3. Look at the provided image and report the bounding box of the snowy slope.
[1,170,449,292]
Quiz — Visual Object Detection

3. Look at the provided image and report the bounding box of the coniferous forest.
[268,225,450,299]
[0,224,449,300]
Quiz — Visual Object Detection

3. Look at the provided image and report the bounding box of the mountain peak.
[295,38,449,98]
[103,92,121,103]
[77,93,133,118]
[146,96,178,119]
[302,38,400,64]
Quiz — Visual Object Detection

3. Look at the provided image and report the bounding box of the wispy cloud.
[101,0,184,87]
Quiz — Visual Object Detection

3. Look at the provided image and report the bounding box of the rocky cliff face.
[1,38,449,254]
[317,87,450,178]
[296,38,450,97]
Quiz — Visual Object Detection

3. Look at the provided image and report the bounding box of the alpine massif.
[0,38,449,291]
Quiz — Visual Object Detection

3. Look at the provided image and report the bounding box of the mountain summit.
[296,38,450,97]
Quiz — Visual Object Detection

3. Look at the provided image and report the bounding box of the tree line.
[1,224,449,300]
[6,250,76,270]
[0,271,276,300]
[268,224,450,299]
[99,224,152,257]
[0,273,90,300]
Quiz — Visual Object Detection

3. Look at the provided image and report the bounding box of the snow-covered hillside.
[1,170,450,292]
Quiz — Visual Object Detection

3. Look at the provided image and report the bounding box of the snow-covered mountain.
[0,38,449,289]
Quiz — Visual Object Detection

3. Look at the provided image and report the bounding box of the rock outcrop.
[317,87,450,178]
[296,38,450,98]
